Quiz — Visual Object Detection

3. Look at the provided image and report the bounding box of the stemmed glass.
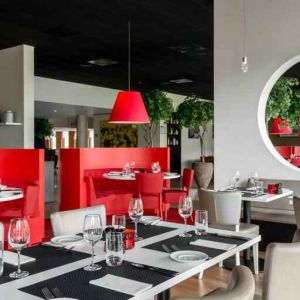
[8,218,30,278]
[232,170,240,189]
[83,214,103,271]
[112,214,126,229]
[128,198,144,241]
[178,196,193,237]
[129,161,135,174]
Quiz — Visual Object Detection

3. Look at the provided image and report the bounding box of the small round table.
[0,191,23,203]
[103,172,180,181]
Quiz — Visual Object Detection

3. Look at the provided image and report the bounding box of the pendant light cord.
[243,0,247,56]
[128,19,131,91]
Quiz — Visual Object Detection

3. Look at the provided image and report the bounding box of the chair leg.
[198,271,204,279]
[235,252,240,266]
[219,261,223,268]
[253,242,259,275]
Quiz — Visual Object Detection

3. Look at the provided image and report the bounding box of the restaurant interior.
[0,0,300,299]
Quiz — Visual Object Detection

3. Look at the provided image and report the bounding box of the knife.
[131,263,179,277]
[162,244,172,253]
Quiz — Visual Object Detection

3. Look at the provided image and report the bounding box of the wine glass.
[128,198,144,241]
[232,170,240,189]
[83,214,103,271]
[129,161,135,174]
[112,214,126,229]
[8,218,30,278]
[178,196,193,237]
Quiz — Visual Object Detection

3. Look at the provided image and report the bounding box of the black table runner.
[20,260,172,300]
[126,223,176,239]
[0,245,89,285]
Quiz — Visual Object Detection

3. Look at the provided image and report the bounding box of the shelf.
[0,122,22,126]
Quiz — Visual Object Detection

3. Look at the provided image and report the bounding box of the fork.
[52,287,65,298]
[41,287,55,299]
[171,244,181,252]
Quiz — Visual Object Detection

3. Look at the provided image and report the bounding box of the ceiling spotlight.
[169,78,194,84]
[88,58,118,67]
[53,110,57,113]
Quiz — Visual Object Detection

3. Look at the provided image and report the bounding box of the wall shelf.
[0,122,22,126]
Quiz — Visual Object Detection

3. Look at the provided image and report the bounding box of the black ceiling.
[0,0,213,99]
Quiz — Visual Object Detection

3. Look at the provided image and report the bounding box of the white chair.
[292,197,300,242]
[173,265,255,300]
[199,189,259,273]
[50,205,106,236]
[255,242,300,300]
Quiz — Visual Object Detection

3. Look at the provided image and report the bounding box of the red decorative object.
[270,117,292,135]
[267,184,277,194]
[162,168,194,221]
[123,228,135,250]
[109,91,150,124]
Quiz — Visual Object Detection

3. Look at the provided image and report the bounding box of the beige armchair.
[173,265,255,300]
[292,197,300,242]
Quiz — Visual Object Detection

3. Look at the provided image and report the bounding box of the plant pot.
[192,161,213,189]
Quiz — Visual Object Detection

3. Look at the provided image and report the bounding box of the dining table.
[0,189,24,203]
[103,172,181,181]
[0,220,261,300]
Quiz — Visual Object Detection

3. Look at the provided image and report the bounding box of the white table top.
[0,190,23,203]
[241,188,293,203]
[103,172,181,181]
[0,221,261,300]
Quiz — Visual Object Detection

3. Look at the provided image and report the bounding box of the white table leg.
[235,252,240,266]
[253,242,259,275]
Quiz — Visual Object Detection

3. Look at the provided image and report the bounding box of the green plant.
[266,76,299,124]
[142,89,174,147]
[34,118,53,138]
[175,95,213,162]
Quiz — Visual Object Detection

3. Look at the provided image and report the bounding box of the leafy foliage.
[34,118,53,138]
[175,95,214,161]
[266,77,299,123]
[142,89,174,147]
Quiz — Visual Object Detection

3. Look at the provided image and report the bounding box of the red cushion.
[163,189,188,204]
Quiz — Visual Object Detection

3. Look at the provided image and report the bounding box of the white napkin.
[108,171,122,175]
[4,250,36,266]
[89,274,153,296]
[190,239,237,251]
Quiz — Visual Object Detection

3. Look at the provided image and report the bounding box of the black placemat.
[126,223,176,239]
[20,260,172,300]
[143,231,246,258]
[0,245,89,285]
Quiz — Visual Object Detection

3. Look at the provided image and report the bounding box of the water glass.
[106,231,123,267]
[123,163,130,175]
[0,222,4,277]
[112,214,126,229]
[128,198,144,241]
[8,218,30,278]
[178,196,193,237]
[255,181,264,195]
[195,210,208,236]
[232,170,240,189]
[129,161,135,173]
[83,214,103,271]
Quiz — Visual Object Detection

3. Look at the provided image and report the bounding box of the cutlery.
[131,263,179,277]
[170,244,181,252]
[162,244,172,253]
[41,287,55,300]
[52,287,65,298]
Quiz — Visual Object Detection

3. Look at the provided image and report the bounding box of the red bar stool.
[162,168,194,221]
[135,173,164,217]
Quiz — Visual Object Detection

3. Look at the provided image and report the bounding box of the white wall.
[214,0,300,189]
[0,45,34,148]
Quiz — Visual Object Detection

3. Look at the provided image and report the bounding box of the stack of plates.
[170,251,208,263]
[50,235,83,246]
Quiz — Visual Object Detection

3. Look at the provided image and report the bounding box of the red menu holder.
[123,228,135,250]
[268,184,277,194]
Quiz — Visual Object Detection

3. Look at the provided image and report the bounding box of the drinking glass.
[255,181,264,195]
[195,210,208,236]
[8,218,30,278]
[83,214,103,271]
[129,161,135,173]
[128,198,144,241]
[178,196,193,237]
[123,163,130,175]
[232,170,240,189]
[112,214,126,229]
[106,231,123,267]
[0,222,4,277]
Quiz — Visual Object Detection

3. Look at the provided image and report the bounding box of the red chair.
[162,168,194,221]
[275,146,293,160]
[135,173,164,217]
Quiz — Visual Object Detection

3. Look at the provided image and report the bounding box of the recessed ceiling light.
[88,58,118,67]
[169,44,207,55]
[169,78,194,84]
[80,63,92,68]
[53,110,57,113]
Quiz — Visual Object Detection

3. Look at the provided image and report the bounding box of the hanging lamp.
[109,20,150,124]
[241,0,248,73]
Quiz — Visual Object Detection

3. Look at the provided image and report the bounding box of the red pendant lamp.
[109,21,149,124]
[270,117,292,135]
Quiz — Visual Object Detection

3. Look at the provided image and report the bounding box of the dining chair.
[162,168,194,221]
[199,188,259,272]
[173,265,255,300]
[255,242,300,300]
[292,196,300,242]
[50,205,106,236]
[135,172,164,217]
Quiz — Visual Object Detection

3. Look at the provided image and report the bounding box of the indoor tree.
[142,89,174,147]
[34,118,54,149]
[176,94,214,162]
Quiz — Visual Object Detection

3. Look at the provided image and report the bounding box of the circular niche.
[258,55,300,171]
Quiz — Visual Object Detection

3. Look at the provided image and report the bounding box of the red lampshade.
[109,91,150,124]
[270,117,292,135]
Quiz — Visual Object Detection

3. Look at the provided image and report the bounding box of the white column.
[76,114,88,147]
[0,45,34,148]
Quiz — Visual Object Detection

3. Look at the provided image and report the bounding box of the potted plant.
[176,95,214,188]
[34,118,54,149]
[142,89,174,147]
